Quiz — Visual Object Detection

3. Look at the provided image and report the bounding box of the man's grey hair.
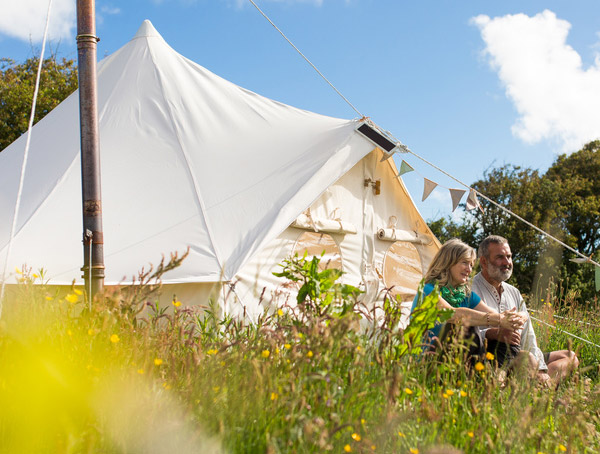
[478,235,509,259]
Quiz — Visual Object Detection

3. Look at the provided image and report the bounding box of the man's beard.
[488,262,512,282]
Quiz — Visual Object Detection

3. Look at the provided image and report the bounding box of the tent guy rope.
[530,315,600,350]
[247,0,599,271]
[0,0,54,316]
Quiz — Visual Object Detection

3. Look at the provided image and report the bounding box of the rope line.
[0,0,54,316]
[247,0,363,118]
[529,309,600,328]
[530,315,600,349]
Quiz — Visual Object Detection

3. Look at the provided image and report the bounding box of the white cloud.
[0,0,75,43]
[472,10,600,152]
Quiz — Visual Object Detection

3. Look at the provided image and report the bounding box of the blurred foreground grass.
[0,258,598,453]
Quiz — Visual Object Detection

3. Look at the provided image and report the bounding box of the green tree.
[0,56,78,151]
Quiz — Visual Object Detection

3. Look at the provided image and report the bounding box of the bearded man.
[472,235,579,384]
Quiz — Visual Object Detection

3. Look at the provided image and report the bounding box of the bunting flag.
[380,150,396,162]
[596,266,600,292]
[422,178,438,202]
[449,188,466,212]
[466,188,481,211]
[397,160,414,177]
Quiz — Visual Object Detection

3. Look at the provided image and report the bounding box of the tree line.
[2,56,598,302]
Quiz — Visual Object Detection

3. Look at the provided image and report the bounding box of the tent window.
[292,232,342,271]
[382,241,423,301]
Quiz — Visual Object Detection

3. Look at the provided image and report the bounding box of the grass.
[0,257,598,453]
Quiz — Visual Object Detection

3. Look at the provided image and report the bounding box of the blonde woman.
[411,238,524,353]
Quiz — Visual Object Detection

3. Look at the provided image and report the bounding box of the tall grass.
[0,257,598,453]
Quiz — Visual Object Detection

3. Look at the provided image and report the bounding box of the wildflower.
[65,293,79,304]
[220,361,226,366]
[67,329,73,337]
[467,431,474,438]
[344,444,352,452]
[351,433,361,441]
[404,387,413,395]
[360,418,366,425]
[371,445,376,451]
[88,329,95,336]
[110,334,120,343]
[559,445,567,452]
[74,289,83,295]
[474,362,485,372]
[270,392,278,400]
[15,267,22,274]
[284,343,291,350]
[137,368,144,375]
[172,300,182,307]
[486,352,495,361]
[277,309,284,316]
[261,350,270,358]
[32,273,39,279]
[445,389,454,396]
[154,358,163,366]
[45,296,53,301]
[207,349,218,355]
[162,382,171,390]
[307,350,313,358]
[460,390,467,397]
[442,393,449,399]
[454,357,460,365]
[213,386,220,393]
[398,432,406,438]
[410,449,419,454]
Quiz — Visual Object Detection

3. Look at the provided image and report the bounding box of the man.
[472,235,579,383]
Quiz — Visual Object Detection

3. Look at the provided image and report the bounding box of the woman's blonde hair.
[424,238,476,289]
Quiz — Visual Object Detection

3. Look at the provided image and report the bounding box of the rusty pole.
[76,0,105,300]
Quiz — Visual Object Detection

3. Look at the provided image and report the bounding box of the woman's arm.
[437,296,521,330]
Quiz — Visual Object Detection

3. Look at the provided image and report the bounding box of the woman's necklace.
[440,285,466,308]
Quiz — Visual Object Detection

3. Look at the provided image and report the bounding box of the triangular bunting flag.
[397,160,414,177]
[596,265,600,292]
[449,188,466,212]
[422,178,438,202]
[380,149,396,162]
[466,188,481,211]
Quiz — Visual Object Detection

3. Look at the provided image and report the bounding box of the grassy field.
[0,257,598,453]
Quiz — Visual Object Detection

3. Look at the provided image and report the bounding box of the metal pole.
[76,0,105,300]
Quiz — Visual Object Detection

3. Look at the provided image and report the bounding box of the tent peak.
[133,20,162,40]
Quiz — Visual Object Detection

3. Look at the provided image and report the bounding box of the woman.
[411,238,524,355]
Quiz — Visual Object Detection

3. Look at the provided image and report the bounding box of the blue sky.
[2,0,600,221]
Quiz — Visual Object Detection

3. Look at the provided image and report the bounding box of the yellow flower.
[65,293,79,304]
[110,334,120,343]
[486,352,495,361]
[261,350,270,358]
[445,389,454,396]
[351,433,361,441]
[371,445,376,451]
[460,390,467,397]
[467,431,474,438]
[277,309,284,316]
[284,343,291,350]
[344,444,352,453]
[307,350,313,358]
[442,393,449,399]
[207,349,218,355]
[270,392,278,401]
[88,329,95,336]
[559,445,567,452]
[404,387,413,395]
[154,358,163,366]
[32,273,39,279]
[213,386,220,393]
[15,267,22,274]
[409,449,419,454]
[162,382,171,390]
[398,432,406,438]
[67,329,73,337]
[74,289,83,295]
[45,296,53,301]
[474,362,485,372]
[172,300,182,307]
[360,418,366,425]
[137,368,145,374]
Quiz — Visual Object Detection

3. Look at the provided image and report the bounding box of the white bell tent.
[0,20,439,318]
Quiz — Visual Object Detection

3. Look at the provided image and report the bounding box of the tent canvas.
[0,20,440,319]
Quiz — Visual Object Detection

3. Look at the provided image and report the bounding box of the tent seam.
[145,36,226,274]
